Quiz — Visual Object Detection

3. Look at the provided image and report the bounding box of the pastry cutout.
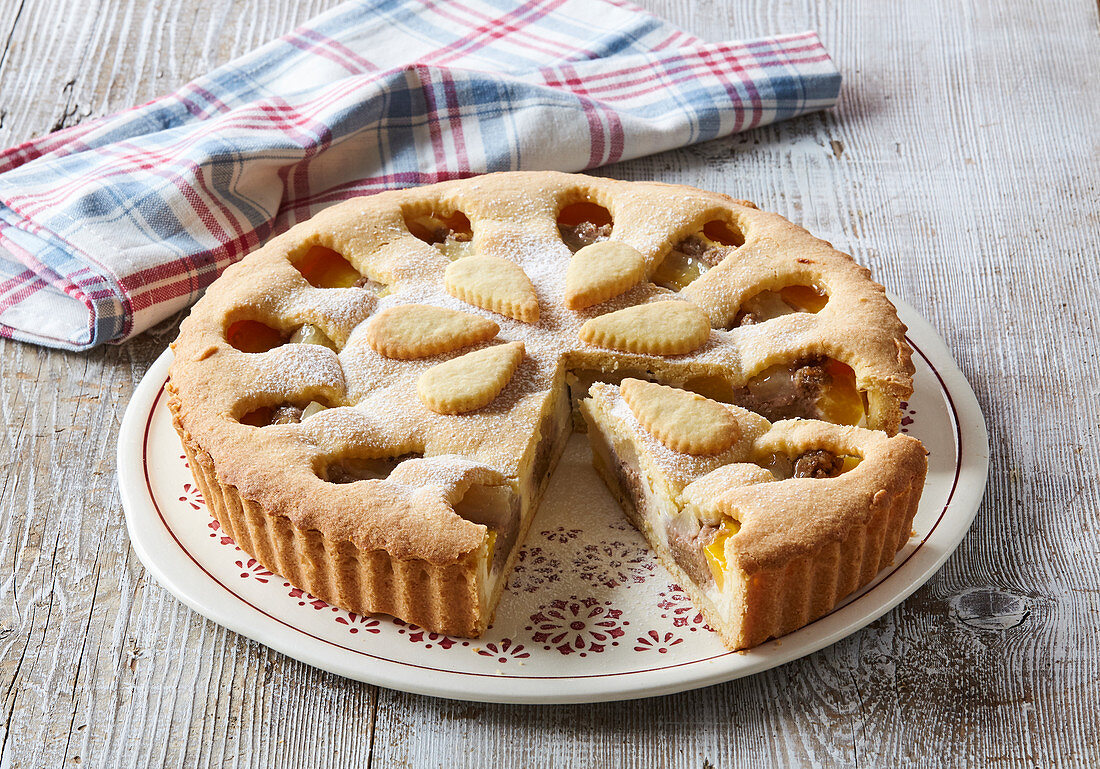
[579,300,710,355]
[620,378,739,455]
[651,235,731,292]
[323,452,424,483]
[564,240,647,310]
[557,201,613,229]
[733,284,828,327]
[239,400,328,427]
[445,256,539,323]
[295,246,362,288]
[417,341,525,414]
[557,201,613,253]
[407,210,473,245]
[226,320,285,353]
[702,219,745,247]
[367,304,499,359]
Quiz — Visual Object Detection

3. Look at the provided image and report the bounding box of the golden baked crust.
[167,171,918,643]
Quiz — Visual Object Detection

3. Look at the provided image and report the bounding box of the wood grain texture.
[0,0,1097,766]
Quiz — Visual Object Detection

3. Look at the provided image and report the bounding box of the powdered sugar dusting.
[213,178,817,483]
[295,213,750,480]
[284,287,377,342]
[251,342,347,398]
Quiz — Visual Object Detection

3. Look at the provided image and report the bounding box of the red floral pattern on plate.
[900,400,917,433]
[206,518,237,547]
[541,526,581,543]
[477,638,530,663]
[287,585,330,610]
[392,619,466,650]
[335,613,382,634]
[526,596,627,657]
[507,545,562,593]
[605,516,636,532]
[235,558,272,583]
[574,540,655,588]
[178,482,204,510]
[634,630,683,653]
[657,584,713,632]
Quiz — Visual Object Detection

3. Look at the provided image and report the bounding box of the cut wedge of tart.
[167,171,922,648]
[581,380,926,650]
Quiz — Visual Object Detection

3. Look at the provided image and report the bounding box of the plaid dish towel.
[0,0,841,350]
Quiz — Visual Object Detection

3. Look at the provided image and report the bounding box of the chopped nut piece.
[792,449,844,478]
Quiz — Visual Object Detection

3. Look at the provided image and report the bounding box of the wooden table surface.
[1,0,1097,766]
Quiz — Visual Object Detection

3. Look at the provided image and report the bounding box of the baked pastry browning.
[168,171,921,647]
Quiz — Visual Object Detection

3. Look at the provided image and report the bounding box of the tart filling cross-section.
[167,172,924,649]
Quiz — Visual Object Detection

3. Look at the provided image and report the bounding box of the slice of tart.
[581,379,926,650]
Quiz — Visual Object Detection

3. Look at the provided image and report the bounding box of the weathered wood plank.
[0,0,1097,766]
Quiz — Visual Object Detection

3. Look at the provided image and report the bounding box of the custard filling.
[703,517,740,591]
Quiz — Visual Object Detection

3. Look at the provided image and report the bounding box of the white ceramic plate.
[117,299,988,704]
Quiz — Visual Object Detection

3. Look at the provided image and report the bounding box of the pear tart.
[167,171,922,647]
